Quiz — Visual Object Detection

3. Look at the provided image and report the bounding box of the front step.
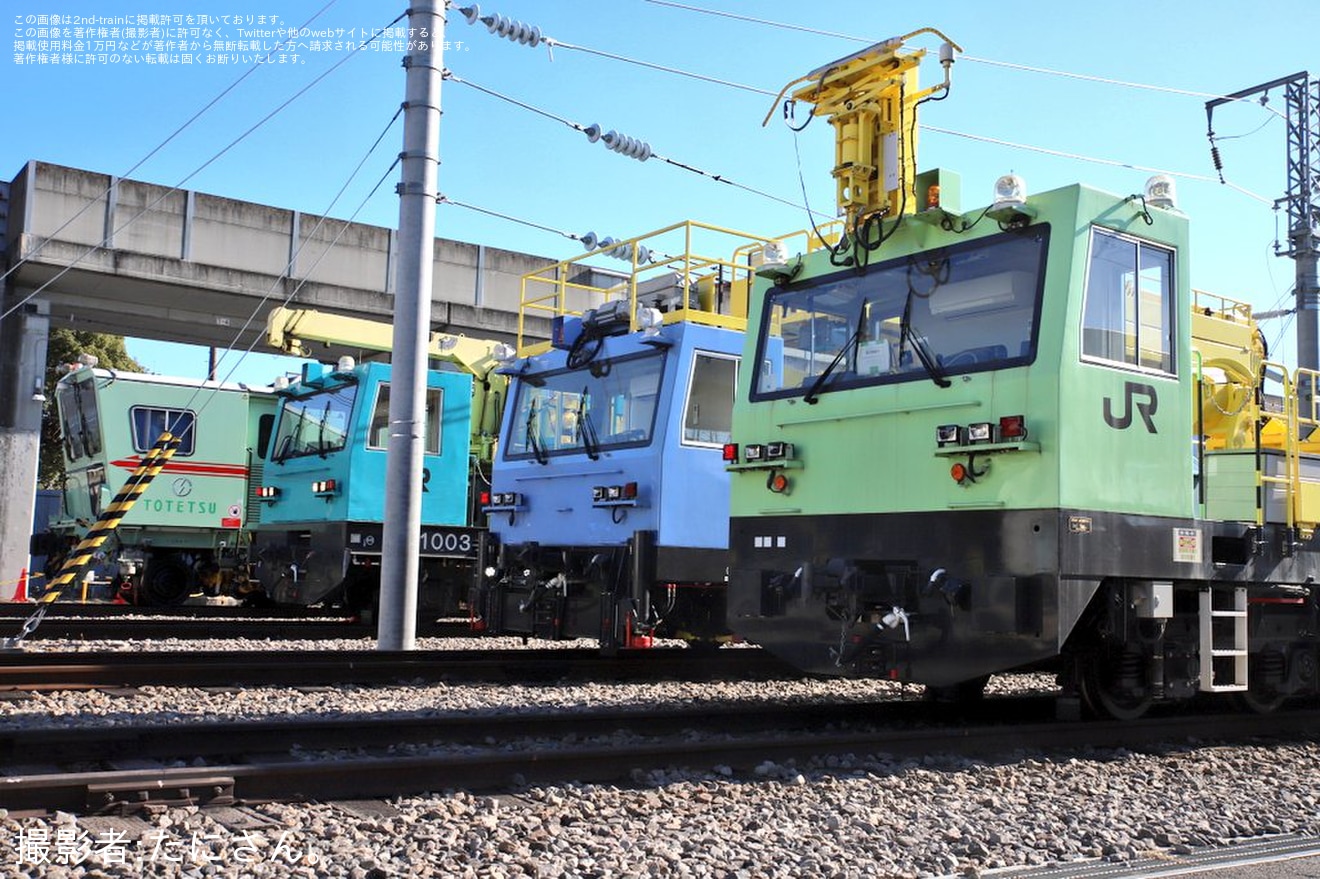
[1199,585,1247,692]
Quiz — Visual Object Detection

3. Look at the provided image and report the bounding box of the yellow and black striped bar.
[39,432,182,603]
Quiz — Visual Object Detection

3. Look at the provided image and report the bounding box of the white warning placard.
[1173,527,1202,564]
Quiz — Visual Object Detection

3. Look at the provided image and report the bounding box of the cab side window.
[130,407,197,456]
[683,352,738,447]
[1081,228,1175,374]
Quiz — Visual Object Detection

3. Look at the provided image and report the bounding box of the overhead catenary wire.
[120,104,406,456]
[443,72,834,221]
[922,125,1274,206]
[455,4,774,96]
[0,0,342,298]
[439,196,584,243]
[92,150,403,584]
[452,5,1278,218]
[643,0,866,43]
[0,11,408,326]
[542,39,774,97]
[643,0,1293,121]
[198,117,406,409]
[439,197,663,265]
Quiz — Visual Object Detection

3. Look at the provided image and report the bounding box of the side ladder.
[1198,585,1247,692]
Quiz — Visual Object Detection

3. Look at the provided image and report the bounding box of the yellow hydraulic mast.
[764,28,960,230]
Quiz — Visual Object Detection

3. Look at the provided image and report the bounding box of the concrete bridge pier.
[0,292,49,600]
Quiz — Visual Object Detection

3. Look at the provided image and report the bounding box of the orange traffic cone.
[13,568,29,603]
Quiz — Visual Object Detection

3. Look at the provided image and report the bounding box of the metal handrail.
[516,219,840,354]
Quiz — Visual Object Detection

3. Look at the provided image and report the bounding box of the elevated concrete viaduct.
[0,160,607,598]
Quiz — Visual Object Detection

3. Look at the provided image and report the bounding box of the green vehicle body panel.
[53,367,276,551]
[730,183,1193,524]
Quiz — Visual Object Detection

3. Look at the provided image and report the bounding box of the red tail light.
[722,443,738,462]
[999,414,1027,440]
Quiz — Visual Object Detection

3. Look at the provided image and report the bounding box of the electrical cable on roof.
[1,11,408,326]
[0,0,342,296]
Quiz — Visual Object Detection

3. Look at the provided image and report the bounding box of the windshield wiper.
[898,291,951,389]
[574,385,601,460]
[317,401,331,457]
[804,297,868,405]
[73,383,95,458]
[526,398,547,465]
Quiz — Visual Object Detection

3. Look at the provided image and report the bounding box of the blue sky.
[4,1,1316,384]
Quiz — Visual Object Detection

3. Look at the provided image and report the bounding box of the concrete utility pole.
[379,1,445,651]
[1208,73,1320,376]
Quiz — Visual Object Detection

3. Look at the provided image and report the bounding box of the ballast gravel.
[2,637,1317,878]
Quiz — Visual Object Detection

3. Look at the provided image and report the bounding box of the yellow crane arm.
[264,305,508,464]
[265,305,502,380]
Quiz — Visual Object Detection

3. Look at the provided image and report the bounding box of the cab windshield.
[753,228,1049,400]
[506,349,666,461]
[272,382,357,461]
[56,374,102,462]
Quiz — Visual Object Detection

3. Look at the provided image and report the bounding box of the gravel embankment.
[2,639,1316,877]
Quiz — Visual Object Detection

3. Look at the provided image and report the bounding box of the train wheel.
[1080,648,1152,721]
[142,555,193,606]
[1231,685,1286,715]
[1231,652,1289,714]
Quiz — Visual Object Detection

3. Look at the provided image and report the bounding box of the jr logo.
[1103,381,1158,433]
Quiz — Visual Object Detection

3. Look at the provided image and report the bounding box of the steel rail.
[3,705,1316,817]
[0,605,473,641]
[0,647,797,690]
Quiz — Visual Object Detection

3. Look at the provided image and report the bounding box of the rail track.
[0,646,799,690]
[3,698,1316,817]
[0,602,473,641]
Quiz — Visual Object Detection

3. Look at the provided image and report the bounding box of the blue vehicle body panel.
[260,361,472,529]
[489,322,744,551]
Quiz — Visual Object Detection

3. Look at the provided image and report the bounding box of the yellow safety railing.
[1290,366,1320,531]
[1250,363,1320,535]
[1256,360,1296,530]
[1192,288,1254,324]
[516,220,842,355]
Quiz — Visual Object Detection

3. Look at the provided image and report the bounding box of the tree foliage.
[38,330,142,489]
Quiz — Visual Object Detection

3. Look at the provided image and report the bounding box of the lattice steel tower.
[1208,73,1320,372]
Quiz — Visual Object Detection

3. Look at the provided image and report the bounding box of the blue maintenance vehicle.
[472,222,827,649]
[250,327,496,623]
